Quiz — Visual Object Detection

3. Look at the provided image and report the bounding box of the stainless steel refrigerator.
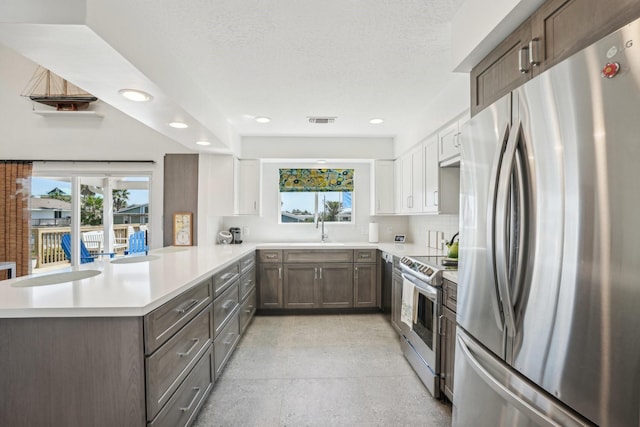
[453,17,640,427]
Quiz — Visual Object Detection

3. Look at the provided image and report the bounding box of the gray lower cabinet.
[0,252,257,427]
[260,249,379,311]
[318,263,353,308]
[439,278,457,402]
[213,312,240,378]
[390,267,403,333]
[283,262,353,309]
[258,250,283,309]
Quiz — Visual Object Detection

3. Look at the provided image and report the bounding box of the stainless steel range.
[399,255,453,398]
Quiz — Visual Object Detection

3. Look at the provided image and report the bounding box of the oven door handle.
[401,273,438,302]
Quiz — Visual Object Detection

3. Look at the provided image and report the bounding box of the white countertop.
[0,241,455,319]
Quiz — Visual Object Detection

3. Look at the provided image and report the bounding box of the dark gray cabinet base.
[0,317,146,427]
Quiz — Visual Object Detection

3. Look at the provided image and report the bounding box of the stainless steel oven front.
[400,272,441,398]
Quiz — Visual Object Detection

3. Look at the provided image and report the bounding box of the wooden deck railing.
[31,224,142,268]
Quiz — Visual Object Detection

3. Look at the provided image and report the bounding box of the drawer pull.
[223,333,236,346]
[178,338,200,357]
[266,254,276,259]
[180,387,202,412]
[175,299,199,314]
[220,272,237,281]
[222,300,236,310]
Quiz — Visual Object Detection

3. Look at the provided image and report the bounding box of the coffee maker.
[229,227,242,244]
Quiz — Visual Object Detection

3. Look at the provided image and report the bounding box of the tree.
[112,189,130,211]
[81,195,103,225]
[324,201,343,222]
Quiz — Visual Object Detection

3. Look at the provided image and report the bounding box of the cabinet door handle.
[223,333,236,346]
[438,315,445,336]
[175,299,199,314]
[180,387,202,412]
[278,267,282,279]
[434,190,438,206]
[222,300,235,310]
[314,267,318,279]
[518,46,530,74]
[253,200,257,210]
[319,267,323,280]
[354,266,358,279]
[528,38,540,67]
[178,338,200,357]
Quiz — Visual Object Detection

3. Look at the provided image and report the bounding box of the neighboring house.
[114,203,149,224]
[281,212,311,223]
[30,197,72,226]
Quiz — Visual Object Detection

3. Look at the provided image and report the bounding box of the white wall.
[394,73,469,158]
[0,44,193,248]
[222,161,410,244]
[452,0,546,71]
[241,136,394,160]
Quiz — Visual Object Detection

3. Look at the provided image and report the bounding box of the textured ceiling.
[1,0,467,151]
[96,0,465,138]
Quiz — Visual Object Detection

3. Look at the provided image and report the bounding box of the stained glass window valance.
[279,168,354,192]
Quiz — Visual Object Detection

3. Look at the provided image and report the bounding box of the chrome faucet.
[316,196,329,242]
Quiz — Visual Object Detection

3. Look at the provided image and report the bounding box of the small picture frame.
[394,234,406,243]
[173,212,193,246]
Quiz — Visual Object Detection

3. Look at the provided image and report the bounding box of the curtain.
[0,161,32,279]
[279,168,354,192]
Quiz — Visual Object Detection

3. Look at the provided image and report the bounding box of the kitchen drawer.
[239,288,257,334]
[355,249,377,263]
[443,279,457,313]
[146,305,213,420]
[144,278,212,354]
[239,252,256,274]
[213,282,239,338]
[283,249,353,263]
[214,312,240,379]
[213,262,240,297]
[148,346,214,427]
[238,267,256,302]
[259,249,282,263]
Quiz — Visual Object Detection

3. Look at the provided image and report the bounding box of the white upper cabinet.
[423,135,439,213]
[370,160,395,215]
[399,145,423,213]
[236,159,262,215]
[199,155,261,217]
[438,121,461,165]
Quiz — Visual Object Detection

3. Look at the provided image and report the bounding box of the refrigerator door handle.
[487,123,511,329]
[494,123,520,339]
[457,333,564,427]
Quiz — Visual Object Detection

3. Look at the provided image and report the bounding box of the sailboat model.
[21,66,98,111]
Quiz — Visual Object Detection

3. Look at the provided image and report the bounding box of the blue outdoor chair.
[125,231,148,255]
[61,234,114,264]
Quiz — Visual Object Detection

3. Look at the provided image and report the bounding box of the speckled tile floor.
[192,313,452,427]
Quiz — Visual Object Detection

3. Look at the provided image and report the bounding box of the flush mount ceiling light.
[169,121,189,129]
[255,117,271,123]
[196,140,211,146]
[316,159,327,164]
[369,118,384,124]
[118,89,153,102]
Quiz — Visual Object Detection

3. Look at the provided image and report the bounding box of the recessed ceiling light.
[369,118,384,124]
[196,140,211,146]
[169,121,189,129]
[118,89,153,102]
[255,117,271,124]
[317,160,327,164]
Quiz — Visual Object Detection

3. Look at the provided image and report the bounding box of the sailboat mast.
[45,69,51,96]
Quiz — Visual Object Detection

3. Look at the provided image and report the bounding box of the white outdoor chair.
[82,231,104,254]
[111,229,128,253]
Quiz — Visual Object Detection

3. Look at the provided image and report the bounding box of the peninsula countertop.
[0,241,454,318]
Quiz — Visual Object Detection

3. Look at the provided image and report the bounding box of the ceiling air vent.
[308,116,336,124]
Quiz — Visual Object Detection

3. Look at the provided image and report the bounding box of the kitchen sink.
[110,255,159,264]
[11,270,101,287]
